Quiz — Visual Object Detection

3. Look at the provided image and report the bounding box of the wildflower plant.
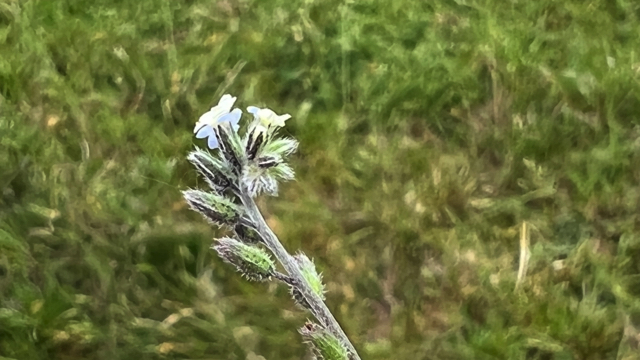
[183,94,360,360]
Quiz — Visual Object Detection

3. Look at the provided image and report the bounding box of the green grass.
[2,0,640,359]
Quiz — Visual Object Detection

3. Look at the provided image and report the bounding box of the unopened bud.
[187,148,233,192]
[215,123,245,176]
[213,238,275,281]
[294,253,325,300]
[299,322,348,360]
[183,190,240,227]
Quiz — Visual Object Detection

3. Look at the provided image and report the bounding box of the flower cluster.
[183,94,355,360]
[191,94,297,197]
[193,95,291,151]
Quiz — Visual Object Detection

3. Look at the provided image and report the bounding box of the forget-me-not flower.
[247,106,291,129]
[195,94,242,149]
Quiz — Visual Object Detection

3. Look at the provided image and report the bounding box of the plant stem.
[240,191,361,360]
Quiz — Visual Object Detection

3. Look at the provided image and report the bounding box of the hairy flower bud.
[215,122,245,176]
[187,148,233,192]
[213,237,275,281]
[245,127,266,161]
[182,190,241,227]
[299,322,349,360]
[294,253,326,300]
[262,138,298,158]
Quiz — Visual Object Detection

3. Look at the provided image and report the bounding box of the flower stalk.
[184,94,360,360]
[239,191,358,359]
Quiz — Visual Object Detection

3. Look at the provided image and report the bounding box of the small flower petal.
[218,94,237,109]
[194,95,243,149]
[194,94,238,133]
[207,134,220,149]
[247,106,291,128]
[272,114,291,127]
[195,125,213,139]
[194,118,207,133]
[218,108,242,132]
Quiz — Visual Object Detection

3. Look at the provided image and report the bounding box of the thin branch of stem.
[240,191,361,360]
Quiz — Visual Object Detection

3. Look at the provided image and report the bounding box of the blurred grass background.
[2,0,640,359]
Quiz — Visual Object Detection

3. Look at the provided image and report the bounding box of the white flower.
[247,106,291,128]
[194,94,241,149]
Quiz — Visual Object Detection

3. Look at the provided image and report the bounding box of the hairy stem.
[240,191,361,360]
